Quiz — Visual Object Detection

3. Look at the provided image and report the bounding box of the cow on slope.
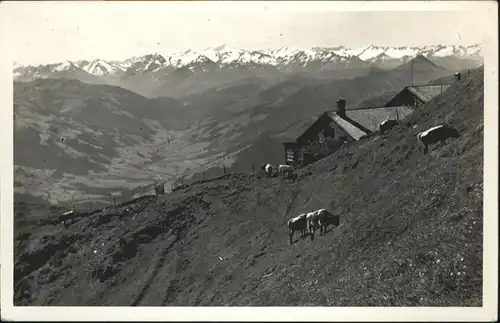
[417,124,460,154]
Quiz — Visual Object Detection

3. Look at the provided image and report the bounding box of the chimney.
[336,98,346,117]
[454,72,461,82]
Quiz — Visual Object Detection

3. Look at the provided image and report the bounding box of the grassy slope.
[14,67,483,306]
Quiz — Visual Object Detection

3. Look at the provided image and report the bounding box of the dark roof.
[346,106,414,131]
[327,112,368,140]
[274,116,318,142]
[406,84,451,103]
[278,105,415,144]
[327,105,414,140]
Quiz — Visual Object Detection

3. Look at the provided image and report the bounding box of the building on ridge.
[281,99,413,166]
[279,72,461,166]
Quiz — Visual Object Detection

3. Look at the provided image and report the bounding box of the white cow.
[287,213,308,245]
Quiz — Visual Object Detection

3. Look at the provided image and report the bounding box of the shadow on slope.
[14,67,483,306]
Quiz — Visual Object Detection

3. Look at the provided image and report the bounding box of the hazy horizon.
[1,1,492,66]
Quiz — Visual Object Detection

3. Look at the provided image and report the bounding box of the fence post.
[252,163,255,172]
[113,196,116,207]
[223,164,226,175]
[46,191,50,207]
[71,195,75,213]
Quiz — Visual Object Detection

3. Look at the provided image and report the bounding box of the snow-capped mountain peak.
[121,53,168,73]
[81,59,124,75]
[53,60,80,72]
[13,43,482,79]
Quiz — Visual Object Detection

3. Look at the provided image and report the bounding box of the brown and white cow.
[306,208,340,241]
[417,124,460,154]
[278,164,294,179]
[260,164,273,177]
[379,119,399,136]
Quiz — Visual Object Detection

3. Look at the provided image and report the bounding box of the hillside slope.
[13,78,195,205]
[14,67,483,306]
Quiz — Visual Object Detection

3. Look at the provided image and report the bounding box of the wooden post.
[46,192,51,218]
[252,163,255,172]
[71,195,75,213]
[113,196,116,207]
[223,164,226,175]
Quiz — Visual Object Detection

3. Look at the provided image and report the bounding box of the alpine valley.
[13,44,482,206]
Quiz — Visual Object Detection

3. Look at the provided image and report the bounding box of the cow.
[287,213,308,244]
[417,124,460,154]
[306,208,340,241]
[277,164,294,179]
[379,119,399,136]
[260,164,273,177]
[61,210,75,216]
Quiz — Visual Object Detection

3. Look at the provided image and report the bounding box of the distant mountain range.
[13,44,482,98]
[14,44,481,74]
[14,54,461,205]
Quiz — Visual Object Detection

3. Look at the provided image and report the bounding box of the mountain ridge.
[14,43,482,77]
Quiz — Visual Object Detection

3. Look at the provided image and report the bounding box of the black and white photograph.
[0,0,497,321]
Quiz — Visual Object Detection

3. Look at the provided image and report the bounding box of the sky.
[1,1,495,66]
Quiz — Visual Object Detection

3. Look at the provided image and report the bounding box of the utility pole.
[411,58,414,86]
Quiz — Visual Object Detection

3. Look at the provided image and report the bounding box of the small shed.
[154,183,165,195]
[384,84,451,109]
